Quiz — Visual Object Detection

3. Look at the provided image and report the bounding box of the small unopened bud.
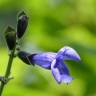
[5,26,16,50]
[17,11,28,39]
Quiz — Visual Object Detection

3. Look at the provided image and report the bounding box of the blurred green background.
[0,0,96,96]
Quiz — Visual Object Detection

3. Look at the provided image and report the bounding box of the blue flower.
[18,46,81,84]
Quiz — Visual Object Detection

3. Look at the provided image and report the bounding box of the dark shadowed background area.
[0,0,96,96]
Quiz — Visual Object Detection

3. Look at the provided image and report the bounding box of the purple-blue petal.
[61,75,74,84]
[51,59,73,84]
[27,52,56,69]
[57,46,81,61]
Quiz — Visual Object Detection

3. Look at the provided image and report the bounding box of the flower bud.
[5,26,16,50]
[17,11,28,39]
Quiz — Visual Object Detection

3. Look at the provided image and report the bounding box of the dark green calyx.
[17,11,28,39]
[5,26,16,50]
[18,51,34,65]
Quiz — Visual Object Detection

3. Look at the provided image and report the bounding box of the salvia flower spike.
[17,11,28,39]
[5,26,16,51]
[18,46,81,84]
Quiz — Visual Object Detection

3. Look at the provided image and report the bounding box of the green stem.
[0,47,15,96]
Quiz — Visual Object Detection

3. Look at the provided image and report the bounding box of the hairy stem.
[0,47,15,96]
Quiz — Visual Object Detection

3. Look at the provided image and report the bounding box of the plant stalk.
[0,47,15,96]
